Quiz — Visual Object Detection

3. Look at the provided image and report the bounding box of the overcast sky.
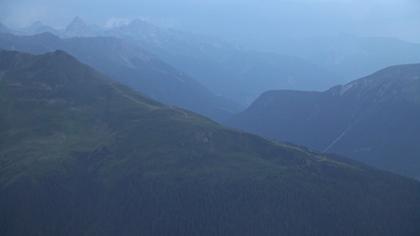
[1,0,420,45]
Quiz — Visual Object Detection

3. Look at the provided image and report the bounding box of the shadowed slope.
[228,64,420,178]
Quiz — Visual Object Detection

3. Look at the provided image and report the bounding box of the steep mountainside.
[228,64,420,178]
[0,32,237,121]
[1,50,420,235]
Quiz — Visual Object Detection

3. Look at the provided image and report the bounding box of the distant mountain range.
[0,32,238,121]
[6,18,420,105]
[98,19,338,105]
[1,49,420,235]
[274,35,420,82]
[2,18,339,105]
[228,64,420,179]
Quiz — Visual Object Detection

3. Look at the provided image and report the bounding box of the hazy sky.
[1,0,420,45]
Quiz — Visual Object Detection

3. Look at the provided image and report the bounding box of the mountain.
[19,21,60,35]
[102,19,337,105]
[5,18,339,105]
[1,49,420,235]
[0,32,238,121]
[228,64,420,179]
[7,20,420,105]
[274,35,420,82]
[63,17,101,37]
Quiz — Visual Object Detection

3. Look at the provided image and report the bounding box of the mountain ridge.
[0,32,239,121]
[1,49,420,235]
[2,18,338,105]
[228,63,420,178]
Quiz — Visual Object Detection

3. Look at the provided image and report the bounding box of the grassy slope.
[0,50,420,236]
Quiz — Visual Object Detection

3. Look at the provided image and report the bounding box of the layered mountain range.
[7,18,420,105]
[0,32,238,121]
[2,18,339,105]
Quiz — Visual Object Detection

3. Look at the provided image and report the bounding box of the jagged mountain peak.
[65,17,89,32]
[67,16,87,28]
[64,16,99,37]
